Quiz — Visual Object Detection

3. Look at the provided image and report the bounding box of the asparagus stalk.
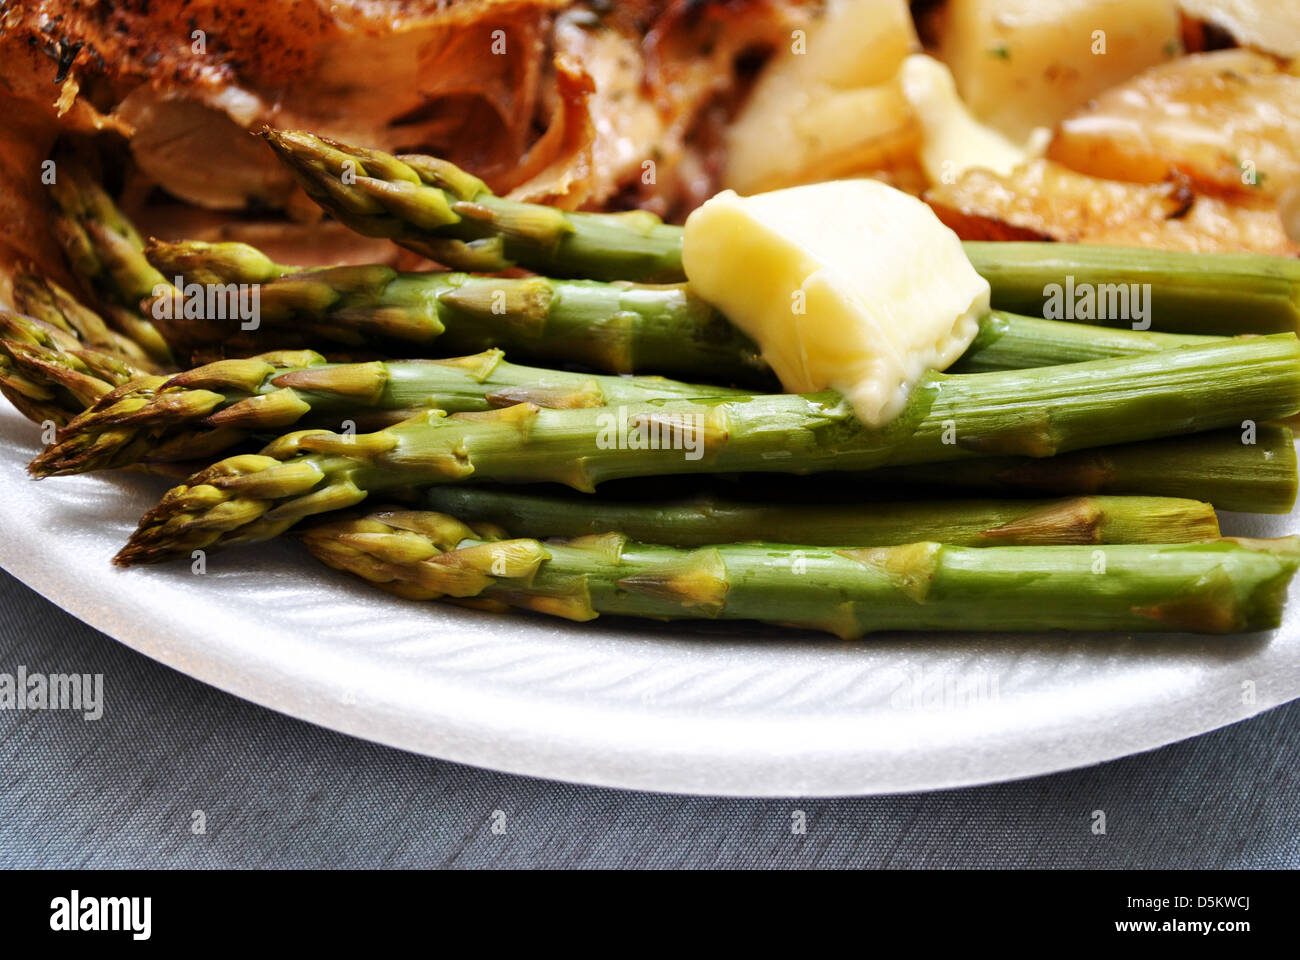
[420,487,1220,547]
[144,239,774,383]
[0,309,141,426]
[949,312,1217,372]
[0,310,222,477]
[116,335,1300,564]
[878,424,1298,515]
[146,238,1217,378]
[47,155,177,366]
[614,422,1299,514]
[298,511,1300,636]
[261,128,687,282]
[263,129,1300,336]
[11,265,165,372]
[31,348,750,477]
[964,242,1300,336]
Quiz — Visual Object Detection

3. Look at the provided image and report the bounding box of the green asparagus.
[0,310,228,475]
[115,335,1300,564]
[420,487,1220,547]
[31,348,750,477]
[262,128,687,282]
[617,422,1299,514]
[964,242,1300,336]
[949,312,1218,372]
[0,309,141,426]
[263,129,1300,336]
[146,238,1216,378]
[144,239,774,383]
[877,425,1299,515]
[11,265,165,372]
[32,326,1290,514]
[47,154,177,366]
[298,511,1300,636]
[556,420,1299,515]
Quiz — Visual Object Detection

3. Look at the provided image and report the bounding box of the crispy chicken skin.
[0,0,808,199]
[0,0,810,273]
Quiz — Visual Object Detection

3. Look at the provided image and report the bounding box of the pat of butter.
[900,53,1045,185]
[682,180,989,426]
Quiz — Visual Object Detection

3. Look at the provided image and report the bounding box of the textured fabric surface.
[0,566,1296,869]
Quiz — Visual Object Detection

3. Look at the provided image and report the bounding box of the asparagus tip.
[114,451,369,565]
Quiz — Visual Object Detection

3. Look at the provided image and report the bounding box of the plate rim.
[1,540,1291,797]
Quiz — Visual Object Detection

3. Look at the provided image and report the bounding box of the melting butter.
[682,180,989,427]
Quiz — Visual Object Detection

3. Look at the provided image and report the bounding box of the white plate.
[2,401,1297,796]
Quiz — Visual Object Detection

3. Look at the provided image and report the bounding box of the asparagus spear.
[11,265,165,372]
[263,129,1300,336]
[878,425,1299,515]
[614,422,1299,514]
[144,239,774,383]
[298,511,1300,636]
[0,309,141,426]
[47,157,178,367]
[31,348,750,477]
[0,348,104,429]
[146,238,1215,377]
[950,312,1217,372]
[115,335,1300,564]
[964,242,1300,336]
[420,487,1220,546]
[0,310,223,478]
[262,128,687,282]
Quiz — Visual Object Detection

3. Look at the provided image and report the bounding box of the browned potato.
[1048,50,1300,202]
[926,159,1300,254]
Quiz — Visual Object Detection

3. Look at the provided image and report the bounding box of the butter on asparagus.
[682,179,988,427]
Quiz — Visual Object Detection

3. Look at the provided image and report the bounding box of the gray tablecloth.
[0,566,1295,869]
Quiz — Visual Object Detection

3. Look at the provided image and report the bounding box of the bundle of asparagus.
[114,335,1300,565]
[10,128,1300,638]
